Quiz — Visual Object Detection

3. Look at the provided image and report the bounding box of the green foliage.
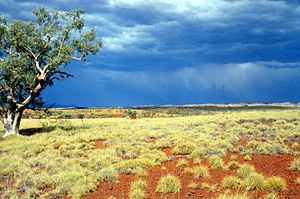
[0,7,101,135]
[245,141,288,155]
[201,182,217,192]
[130,179,147,199]
[132,167,147,177]
[191,148,208,158]
[15,171,54,190]
[187,182,199,189]
[289,158,300,170]
[116,158,156,174]
[52,166,98,198]
[216,194,249,199]
[184,167,194,174]
[265,192,278,199]
[98,167,119,182]
[226,160,240,170]
[244,155,251,161]
[242,173,266,191]
[1,109,299,196]
[173,141,196,155]
[236,164,256,179]
[266,176,287,191]
[153,138,173,149]
[208,155,225,169]
[156,175,181,193]
[221,175,241,189]
[194,165,210,179]
[176,159,188,168]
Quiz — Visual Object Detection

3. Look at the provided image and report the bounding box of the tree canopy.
[0,7,101,136]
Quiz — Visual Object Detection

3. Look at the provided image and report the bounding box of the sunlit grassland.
[0,109,300,198]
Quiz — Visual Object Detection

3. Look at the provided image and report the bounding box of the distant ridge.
[43,102,300,109]
[133,102,300,109]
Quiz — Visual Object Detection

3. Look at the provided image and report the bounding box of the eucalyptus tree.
[0,8,101,137]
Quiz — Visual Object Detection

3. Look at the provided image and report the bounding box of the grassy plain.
[0,105,300,198]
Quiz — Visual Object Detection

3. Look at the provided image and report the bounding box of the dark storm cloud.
[1,0,300,106]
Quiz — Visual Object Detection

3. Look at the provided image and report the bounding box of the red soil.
[82,174,135,199]
[82,147,300,199]
[94,140,106,149]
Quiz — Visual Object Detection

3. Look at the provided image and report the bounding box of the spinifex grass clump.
[221,175,241,189]
[237,164,256,179]
[130,179,147,199]
[176,159,189,168]
[98,167,119,182]
[242,173,266,191]
[216,194,250,199]
[226,160,240,170]
[194,165,210,179]
[289,158,300,170]
[187,182,199,190]
[1,109,300,197]
[156,175,181,193]
[208,155,225,169]
[173,141,196,155]
[266,176,287,191]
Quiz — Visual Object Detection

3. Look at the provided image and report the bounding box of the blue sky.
[1,0,300,107]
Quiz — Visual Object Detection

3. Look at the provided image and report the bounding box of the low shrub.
[230,155,238,161]
[289,158,300,171]
[52,167,97,198]
[191,148,208,158]
[130,179,147,199]
[130,189,145,199]
[176,159,188,168]
[184,167,194,174]
[216,194,249,199]
[243,155,251,161]
[226,161,240,170]
[116,158,155,174]
[208,156,224,169]
[201,182,217,192]
[265,192,278,199]
[266,176,287,191]
[132,167,147,177]
[173,142,196,155]
[193,158,201,165]
[187,182,199,189]
[156,175,181,193]
[242,173,266,191]
[194,166,210,179]
[237,164,256,179]
[98,167,118,182]
[221,175,241,189]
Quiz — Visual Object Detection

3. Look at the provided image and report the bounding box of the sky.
[1,0,300,107]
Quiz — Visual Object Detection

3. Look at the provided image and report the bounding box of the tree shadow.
[19,127,56,136]
[19,125,91,136]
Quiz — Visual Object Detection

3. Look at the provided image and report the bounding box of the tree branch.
[18,71,49,109]
[68,55,84,61]
[19,82,43,109]
[24,45,37,58]
[36,36,52,58]
[34,60,43,74]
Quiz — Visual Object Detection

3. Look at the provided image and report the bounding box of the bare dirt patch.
[82,174,135,199]
[82,150,300,198]
[94,140,106,150]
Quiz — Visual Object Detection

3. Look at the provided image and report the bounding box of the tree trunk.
[3,109,23,137]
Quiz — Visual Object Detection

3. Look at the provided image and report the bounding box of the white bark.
[3,110,23,137]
